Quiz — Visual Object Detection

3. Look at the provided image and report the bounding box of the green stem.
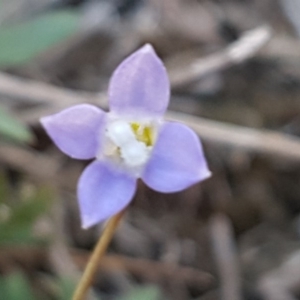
[72,209,125,300]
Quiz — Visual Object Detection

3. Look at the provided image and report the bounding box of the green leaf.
[0,272,36,300]
[0,185,54,245]
[57,277,77,300]
[0,106,33,143]
[122,285,161,300]
[0,9,80,67]
[0,173,9,202]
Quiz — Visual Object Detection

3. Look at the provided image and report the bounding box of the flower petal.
[108,44,170,118]
[41,104,105,159]
[142,122,211,193]
[78,161,137,228]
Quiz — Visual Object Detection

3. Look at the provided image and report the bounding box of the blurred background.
[1,0,300,299]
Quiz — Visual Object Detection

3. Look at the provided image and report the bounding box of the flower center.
[103,120,156,173]
[131,123,154,146]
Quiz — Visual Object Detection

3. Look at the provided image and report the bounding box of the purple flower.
[41,45,211,229]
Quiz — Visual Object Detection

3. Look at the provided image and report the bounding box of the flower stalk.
[72,209,125,300]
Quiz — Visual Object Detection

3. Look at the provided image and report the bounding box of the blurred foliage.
[0,272,162,300]
[0,272,78,300]
[0,8,80,67]
[56,277,78,300]
[121,285,162,300]
[0,272,35,300]
[0,105,33,143]
[0,174,54,245]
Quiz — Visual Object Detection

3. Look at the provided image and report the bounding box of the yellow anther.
[131,123,153,146]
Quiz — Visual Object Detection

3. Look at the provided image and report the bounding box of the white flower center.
[121,140,148,167]
[103,119,156,174]
[105,120,135,147]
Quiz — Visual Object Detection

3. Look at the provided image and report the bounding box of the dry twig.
[169,25,271,88]
[73,252,215,292]
[1,25,299,164]
[167,111,300,163]
[210,214,242,300]
[0,144,59,179]
[257,250,300,300]
[1,71,300,164]
[0,245,215,292]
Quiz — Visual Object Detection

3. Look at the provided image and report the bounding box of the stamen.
[131,122,153,146]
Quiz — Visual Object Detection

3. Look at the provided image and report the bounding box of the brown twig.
[1,25,300,163]
[257,250,300,300]
[0,71,106,111]
[3,98,300,169]
[74,252,215,292]
[0,88,300,172]
[1,26,270,115]
[0,144,59,179]
[0,245,215,293]
[210,213,242,300]
[169,25,271,88]
[167,111,300,163]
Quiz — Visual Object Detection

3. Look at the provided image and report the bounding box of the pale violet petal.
[78,161,137,228]
[41,104,106,159]
[108,44,170,118]
[142,122,211,193]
